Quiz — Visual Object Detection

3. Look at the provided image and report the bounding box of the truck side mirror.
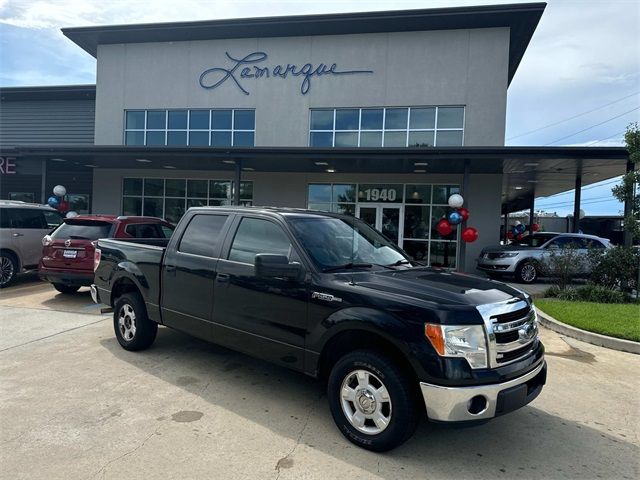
[255,254,301,280]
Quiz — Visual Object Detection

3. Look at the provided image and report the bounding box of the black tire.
[53,283,80,294]
[327,349,418,452]
[0,252,18,288]
[113,292,158,351]
[515,261,538,284]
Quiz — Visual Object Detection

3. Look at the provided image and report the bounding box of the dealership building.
[0,3,630,271]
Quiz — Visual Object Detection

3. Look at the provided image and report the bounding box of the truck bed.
[94,237,168,310]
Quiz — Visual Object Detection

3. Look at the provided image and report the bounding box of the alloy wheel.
[118,304,137,341]
[340,369,393,435]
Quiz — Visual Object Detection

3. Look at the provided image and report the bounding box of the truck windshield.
[288,216,409,270]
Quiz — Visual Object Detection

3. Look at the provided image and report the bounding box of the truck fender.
[109,261,149,304]
[308,306,419,379]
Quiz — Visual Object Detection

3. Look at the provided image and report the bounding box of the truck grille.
[476,299,539,368]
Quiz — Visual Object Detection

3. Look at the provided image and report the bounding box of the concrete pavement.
[0,281,638,479]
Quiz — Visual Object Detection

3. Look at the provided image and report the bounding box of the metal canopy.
[3,144,628,214]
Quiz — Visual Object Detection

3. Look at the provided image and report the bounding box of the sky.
[0,0,639,216]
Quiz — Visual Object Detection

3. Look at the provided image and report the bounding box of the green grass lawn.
[536,299,640,342]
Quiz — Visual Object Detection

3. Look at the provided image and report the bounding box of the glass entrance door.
[356,205,402,245]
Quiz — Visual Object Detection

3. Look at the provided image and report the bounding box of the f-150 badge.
[312,292,342,303]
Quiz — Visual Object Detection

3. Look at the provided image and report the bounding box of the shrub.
[574,284,628,304]
[541,246,583,290]
[588,246,640,291]
[544,284,629,304]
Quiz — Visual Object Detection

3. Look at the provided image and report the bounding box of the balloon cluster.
[47,185,78,218]
[435,194,478,243]
[507,221,540,240]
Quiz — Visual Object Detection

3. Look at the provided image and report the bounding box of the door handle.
[165,265,176,274]
[216,273,230,283]
[12,233,24,237]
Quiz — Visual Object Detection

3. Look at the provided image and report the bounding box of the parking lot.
[1,277,638,480]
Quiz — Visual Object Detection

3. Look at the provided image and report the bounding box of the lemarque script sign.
[199,52,373,95]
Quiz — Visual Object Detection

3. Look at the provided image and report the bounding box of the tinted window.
[52,221,113,240]
[0,208,11,228]
[11,209,47,229]
[229,218,292,265]
[512,234,558,247]
[586,239,606,249]
[178,214,228,257]
[125,223,174,238]
[547,236,583,249]
[43,210,64,229]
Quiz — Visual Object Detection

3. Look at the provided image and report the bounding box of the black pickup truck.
[92,206,546,451]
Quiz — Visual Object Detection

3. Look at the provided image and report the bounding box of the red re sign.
[0,157,16,175]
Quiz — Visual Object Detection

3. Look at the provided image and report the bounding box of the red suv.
[39,215,174,294]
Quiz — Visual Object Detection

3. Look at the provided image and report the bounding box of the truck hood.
[349,267,528,306]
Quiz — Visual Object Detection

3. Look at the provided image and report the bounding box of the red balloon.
[531,223,540,232]
[462,227,479,243]
[516,233,523,240]
[458,208,470,222]
[436,219,453,237]
[58,200,69,212]
[506,231,514,240]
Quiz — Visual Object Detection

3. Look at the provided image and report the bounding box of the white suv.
[0,201,64,287]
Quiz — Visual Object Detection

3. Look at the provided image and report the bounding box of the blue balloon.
[448,211,463,225]
[47,196,59,208]
[516,223,526,233]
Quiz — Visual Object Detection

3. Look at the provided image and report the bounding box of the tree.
[612,122,640,243]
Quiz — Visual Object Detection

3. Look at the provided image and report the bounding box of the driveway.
[0,281,638,479]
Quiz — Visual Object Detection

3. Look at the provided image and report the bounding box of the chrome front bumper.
[420,361,546,422]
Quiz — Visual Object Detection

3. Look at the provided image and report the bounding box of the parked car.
[0,200,64,287]
[477,232,611,284]
[39,215,174,294]
[92,207,546,452]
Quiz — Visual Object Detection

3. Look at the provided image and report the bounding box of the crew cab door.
[212,216,308,371]
[161,213,231,340]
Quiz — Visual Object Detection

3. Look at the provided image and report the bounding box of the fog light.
[468,395,487,415]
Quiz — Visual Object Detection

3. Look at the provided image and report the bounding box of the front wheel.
[327,350,418,452]
[113,292,158,351]
[53,283,80,294]
[516,261,538,284]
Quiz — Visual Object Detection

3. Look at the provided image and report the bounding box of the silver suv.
[477,232,611,284]
[0,201,64,287]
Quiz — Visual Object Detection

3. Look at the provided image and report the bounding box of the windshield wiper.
[322,262,373,273]
[387,259,412,267]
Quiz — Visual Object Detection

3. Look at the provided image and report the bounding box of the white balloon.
[579,209,585,219]
[447,193,464,208]
[53,185,66,197]
[515,220,522,226]
[66,211,78,218]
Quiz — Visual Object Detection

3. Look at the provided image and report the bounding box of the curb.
[535,307,640,355]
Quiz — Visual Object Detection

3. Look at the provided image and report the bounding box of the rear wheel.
[53,283,80,294]
[0,253,18,288]
[327,350,418,452]
[516,261,538,284]
[113,292,158,351]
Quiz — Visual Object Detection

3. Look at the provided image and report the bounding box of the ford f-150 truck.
[92,206,546,451]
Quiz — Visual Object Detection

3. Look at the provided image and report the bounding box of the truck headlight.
[425,324,488,369]
[497,252,519,258]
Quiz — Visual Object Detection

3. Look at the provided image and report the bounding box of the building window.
[309,107,464,147]
[122,177,253,224]
[307,183,459,268]
[308,183,356,216]
[124,109,256,147]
